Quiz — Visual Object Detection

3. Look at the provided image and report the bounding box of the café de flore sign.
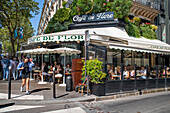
[28,35,84,44]
[73,12,114,23]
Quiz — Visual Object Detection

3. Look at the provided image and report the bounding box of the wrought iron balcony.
[133,0,160,10]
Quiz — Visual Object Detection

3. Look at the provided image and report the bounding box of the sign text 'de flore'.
[28,35,84,43]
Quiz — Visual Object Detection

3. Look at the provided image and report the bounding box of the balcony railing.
[133,0,160,10]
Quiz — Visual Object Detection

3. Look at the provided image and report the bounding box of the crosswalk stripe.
[0,93,44,100]
[42,107,86,113]
[0,105,44,113]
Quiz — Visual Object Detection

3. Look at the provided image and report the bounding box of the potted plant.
[81,58,107,96]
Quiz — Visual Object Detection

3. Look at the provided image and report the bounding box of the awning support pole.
[63,51,66,84]
[85,30,90,96]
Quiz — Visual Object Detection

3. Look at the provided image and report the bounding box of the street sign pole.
[85,30,90,95]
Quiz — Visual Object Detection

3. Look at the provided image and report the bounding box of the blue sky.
[30,0,44,36]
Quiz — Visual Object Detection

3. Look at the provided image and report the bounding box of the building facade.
[156,0,170,45]
[37,0,67,35]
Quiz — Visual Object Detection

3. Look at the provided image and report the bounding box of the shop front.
[20,12,170,94]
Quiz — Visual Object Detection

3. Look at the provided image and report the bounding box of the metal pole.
[85,30,90,95]
[53,67,55,98]
[42,54,43,82]
[30,54,33,80]
[63,51,66,84]
[156,65,158,88]
[146,65,148,89]
[134,64,137,90]
[8,68,11,99]
[165,65,167,89]
[120,63,123,92]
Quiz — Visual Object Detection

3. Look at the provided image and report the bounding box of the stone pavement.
[0,79,83,101]
[1,79,170,105]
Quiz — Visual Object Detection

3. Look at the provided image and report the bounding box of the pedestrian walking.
[1,56,10,80]
[17,56,34,95]
[12,58,19,80]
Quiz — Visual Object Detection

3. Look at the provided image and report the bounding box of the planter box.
[91,83,105,96]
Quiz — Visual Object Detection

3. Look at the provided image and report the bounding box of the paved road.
[1,91,170,113]
[78,91,170,113]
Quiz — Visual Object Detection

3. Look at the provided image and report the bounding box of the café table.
[112,75,119,80]
[32,70,41,81]
[65,73,71,76]
[48,71,53,74]
[37,70,48,84]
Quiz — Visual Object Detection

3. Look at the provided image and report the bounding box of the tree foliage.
[0,0,39,57]
[45,0,132,34]
[44,8,72,34]
[0,18,34,54]
[71,0,132,18]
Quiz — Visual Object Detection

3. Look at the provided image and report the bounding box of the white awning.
[27,27,129,44]
[26,27,170,54]
[108,37,170,54]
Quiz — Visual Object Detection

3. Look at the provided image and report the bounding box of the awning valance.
[27,27,129,44]
[108,38,170,55]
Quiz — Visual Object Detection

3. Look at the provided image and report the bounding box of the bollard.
[145,65,148,89]
[134,64,137,90]
[165,65,167,89]
[8,68,11,99]
[156,65,158,88]
[53,67,55,99]
[120,63,123,92]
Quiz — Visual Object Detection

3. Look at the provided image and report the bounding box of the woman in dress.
[18,57,34,95]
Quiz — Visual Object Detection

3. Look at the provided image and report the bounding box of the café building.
[21,12,170,73]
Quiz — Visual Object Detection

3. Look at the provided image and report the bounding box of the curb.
[1,87,170,105]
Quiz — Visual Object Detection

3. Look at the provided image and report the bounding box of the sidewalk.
[0,80,84,101]
[0,80,170,105]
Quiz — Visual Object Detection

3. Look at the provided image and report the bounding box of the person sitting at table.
[39,63,49,81]
[163,67,170,76]
[140,65,146,79]
[55,64,63,83]
[168,67,170,76]
[108,65,115,80]
[130,66,135,78]
[66,63,71,73]
[54,61,57,67]
[123,66,130,80]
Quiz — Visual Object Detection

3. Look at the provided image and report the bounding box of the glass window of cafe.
[107,49,150,67]
[107,49,121,67]
[88,44,107,72]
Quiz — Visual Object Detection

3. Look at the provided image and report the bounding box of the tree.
[0,18,34,54]
[0,0,39,57]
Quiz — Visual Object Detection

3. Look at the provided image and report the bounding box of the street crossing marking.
[42,107,86,113]
[0,105,44,113]
[0,93,44,100]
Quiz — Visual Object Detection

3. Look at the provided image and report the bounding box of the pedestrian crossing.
[0,93,44,100]
[0,105,44,113]
[0,105,86,113]
[42,107,86,113]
